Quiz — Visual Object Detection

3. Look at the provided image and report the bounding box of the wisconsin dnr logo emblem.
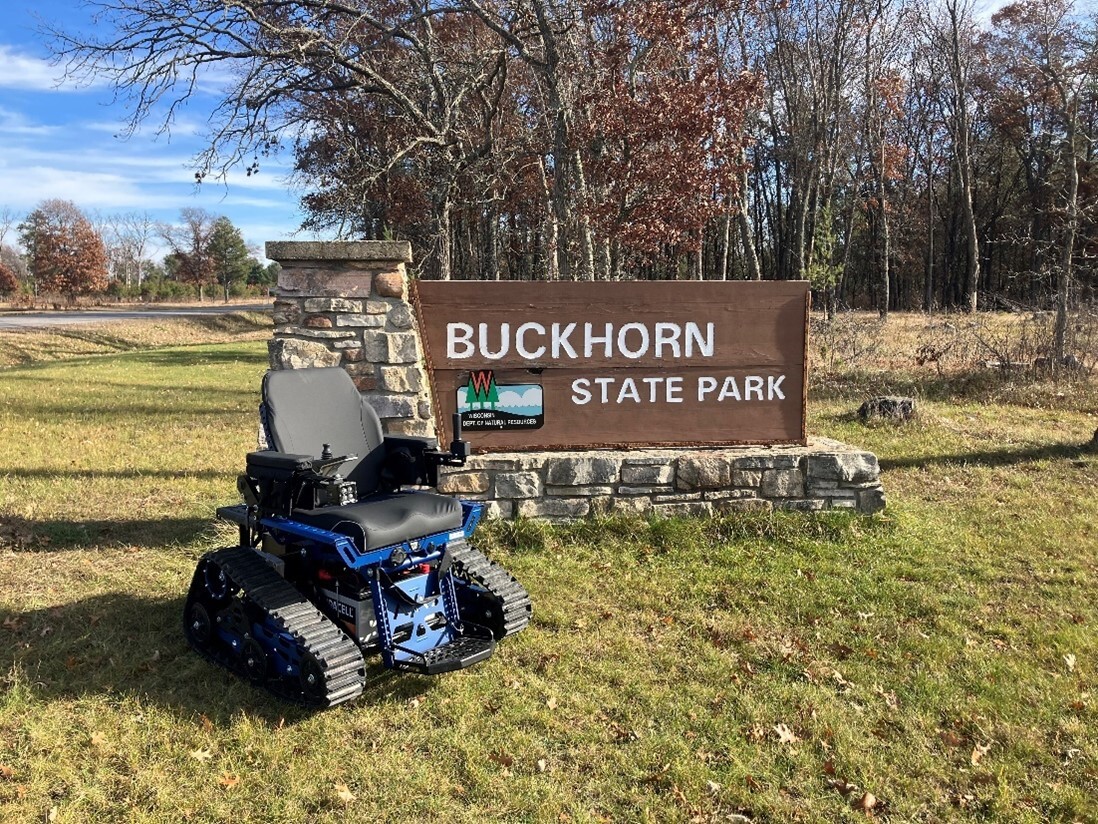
[457,370,544,430]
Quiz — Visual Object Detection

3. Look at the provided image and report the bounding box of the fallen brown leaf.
[1064,653,1077,672]
[827,777,858,798]
[774,723,799,745]
[489,751,514,769]
[190,748,214,763]
[0,764,14,779]
[90,732,108,748]
[940,730,963,747]
[334,783,356,804]
[218,772,240,788]
[746,724,767,743]
[971,742,992,766]
[857,791,878,813]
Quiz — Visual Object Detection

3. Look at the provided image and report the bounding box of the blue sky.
[0,1,308,260]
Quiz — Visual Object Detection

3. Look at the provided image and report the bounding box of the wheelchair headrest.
[262,367,386,494]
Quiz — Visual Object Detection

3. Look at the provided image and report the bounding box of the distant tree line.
[48,1,1098,335]
[0,201,279,305]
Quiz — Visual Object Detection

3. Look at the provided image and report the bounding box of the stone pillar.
[265,240,435,438]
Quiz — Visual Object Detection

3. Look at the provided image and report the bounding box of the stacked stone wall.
[437,438,885,519]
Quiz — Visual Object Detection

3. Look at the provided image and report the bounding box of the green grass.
[2,332,1097,822]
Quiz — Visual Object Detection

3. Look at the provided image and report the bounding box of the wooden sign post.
[414,281,809,451]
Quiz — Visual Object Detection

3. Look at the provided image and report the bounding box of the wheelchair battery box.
[319,585,378,646]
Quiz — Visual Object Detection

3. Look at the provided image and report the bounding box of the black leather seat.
[294,493,462,551]
[263,367,462,549]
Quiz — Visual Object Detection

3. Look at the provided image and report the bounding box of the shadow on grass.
[879,441,1095,471]
[0,399,253,418]
[0,593,429,725]
[0,372,261,398]
[1,515,218,551]
[0,467,234,481]
[0,334,267,371]
[138,348,268,368]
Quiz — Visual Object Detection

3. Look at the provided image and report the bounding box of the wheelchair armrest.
[246,450,314,481]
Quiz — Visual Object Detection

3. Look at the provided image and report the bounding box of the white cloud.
[0,44,104,92]
[0,165,183,210]
[0,106,56,135]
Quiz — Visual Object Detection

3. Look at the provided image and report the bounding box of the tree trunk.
[1054,114,1080,364]
[719,213,731,281]
[738,168,762,280]
[877,141,890,320]
[436,197,452,281]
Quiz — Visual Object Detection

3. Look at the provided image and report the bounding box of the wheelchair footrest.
[402,634,495,675]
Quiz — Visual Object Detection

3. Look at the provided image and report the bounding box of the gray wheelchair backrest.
[262,367,386,495]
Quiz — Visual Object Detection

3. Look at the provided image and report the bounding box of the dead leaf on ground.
[827,777,858,798]
[218,772,240,788]
[190,748,214,763]
[940,730,963,748]
[546,695,559,710]
[774,723,799,745]
[334,783,356,804]
[873,685,898,709]
[536,758,548,773]
[831,670,853,693]
[856,791,878,813]
[90,732,108,748]
[0,764,14,779]
[971,742,992,766]
[488,751,514,769]
[199,714,214,733]
[1064,653,1077,672]
[745,724,767,743]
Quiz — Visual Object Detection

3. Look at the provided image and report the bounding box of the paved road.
[0,303,272,330]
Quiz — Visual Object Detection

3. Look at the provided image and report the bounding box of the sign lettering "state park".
[414,281,809,451]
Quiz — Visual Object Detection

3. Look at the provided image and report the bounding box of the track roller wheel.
[201,559,233,602]
[242,639,268,684]
[186,602,213,648]
[299,653,327,702]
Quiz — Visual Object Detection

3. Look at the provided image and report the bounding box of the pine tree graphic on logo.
[457,370,544,430]
[465,370,500,410]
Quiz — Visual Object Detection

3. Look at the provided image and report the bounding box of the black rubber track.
[183,546,366,708]
[449,542,532,639]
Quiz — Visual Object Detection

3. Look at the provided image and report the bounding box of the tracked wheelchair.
[183,366,531,707]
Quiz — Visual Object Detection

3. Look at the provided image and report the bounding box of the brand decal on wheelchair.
[456,370,544,430]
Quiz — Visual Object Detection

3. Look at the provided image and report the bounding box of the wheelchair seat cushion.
[294,492,463,551]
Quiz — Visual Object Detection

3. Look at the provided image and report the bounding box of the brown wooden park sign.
[413,281,810,452]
